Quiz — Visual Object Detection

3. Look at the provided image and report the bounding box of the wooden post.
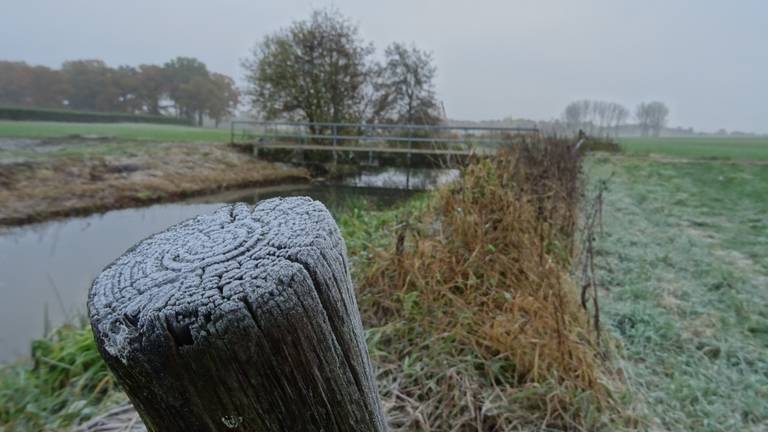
[88,198,387,432]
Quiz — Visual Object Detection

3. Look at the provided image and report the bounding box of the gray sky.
[1,0,766,133]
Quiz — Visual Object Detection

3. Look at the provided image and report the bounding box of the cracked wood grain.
[88,198,387,432]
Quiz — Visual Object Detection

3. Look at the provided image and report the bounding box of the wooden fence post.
[88,198,387,432]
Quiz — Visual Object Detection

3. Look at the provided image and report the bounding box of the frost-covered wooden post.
[88,198,386,432]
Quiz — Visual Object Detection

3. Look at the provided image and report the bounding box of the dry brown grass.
[360,139,631,431]
[0,143,308,225]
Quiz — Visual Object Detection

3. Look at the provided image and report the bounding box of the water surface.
[0,168,455,362]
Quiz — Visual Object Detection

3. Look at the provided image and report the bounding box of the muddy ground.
[0,137,309,226]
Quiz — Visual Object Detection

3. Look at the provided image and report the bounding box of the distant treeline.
[449,100,673,138]
[562,100,669,137]
[0,58,239,126]
[0,106,192,126]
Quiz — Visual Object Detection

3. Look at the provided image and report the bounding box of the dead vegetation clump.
[360,139,628,430]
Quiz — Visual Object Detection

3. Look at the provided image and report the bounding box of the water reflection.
[342,167,458,189]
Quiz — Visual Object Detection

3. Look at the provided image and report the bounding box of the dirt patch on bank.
[0,141,309,226]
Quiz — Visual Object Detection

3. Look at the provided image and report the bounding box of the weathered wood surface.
[88,198,386,432]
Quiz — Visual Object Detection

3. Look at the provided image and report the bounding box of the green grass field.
[588,156,768,430]
[1,121,766,161]
[619,137,768,160]
[0,120,231,143]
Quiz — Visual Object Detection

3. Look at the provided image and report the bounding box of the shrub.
[579,137,622,153]
[0,106,193,126]
[359,138,631,430]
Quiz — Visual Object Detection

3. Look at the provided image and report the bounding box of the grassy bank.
[2,140,624,430]
[0,121,230,143]
[590,156,768,430]
[0,125,309,226]
[358,145,631,430]
[7,147,765,431]
[0,141,308,226]
[618,136,768,160]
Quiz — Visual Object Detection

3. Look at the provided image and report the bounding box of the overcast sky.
[1,0,766,133]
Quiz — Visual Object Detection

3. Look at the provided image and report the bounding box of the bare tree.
[563,100,587,134]
[594,101,608,134]
[612,103,629,136]
[635,102,651,136]
[636,101,669,136]
[374,42,441,125]
[602,102,629,137]
[242,8,373,135]
[563,99,629,137]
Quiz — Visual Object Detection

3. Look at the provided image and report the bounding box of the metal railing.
[230,120,539,150]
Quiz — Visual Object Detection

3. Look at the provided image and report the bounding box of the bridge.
[230,121,539,166]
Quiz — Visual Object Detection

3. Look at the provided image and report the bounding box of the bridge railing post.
[406,139,413,166]
[332,124,338,164]
[88,199,387,432]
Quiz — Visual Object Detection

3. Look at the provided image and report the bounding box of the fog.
[1,0,766,133]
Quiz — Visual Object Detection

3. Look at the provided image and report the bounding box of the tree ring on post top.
[89,198,348,363]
